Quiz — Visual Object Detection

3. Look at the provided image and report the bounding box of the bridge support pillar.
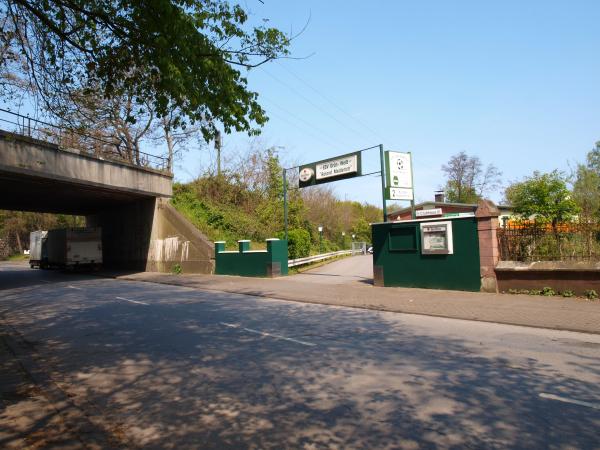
[87,197,214,273]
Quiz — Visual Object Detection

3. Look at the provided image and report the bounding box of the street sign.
[384,151,414,201]
[386,187,413,200]
[416,208,443,217]
[299,152,361,188]
[385,151,412,189]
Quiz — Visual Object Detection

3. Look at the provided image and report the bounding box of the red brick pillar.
[475,200,500,293]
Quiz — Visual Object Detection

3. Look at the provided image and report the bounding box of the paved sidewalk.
[114,271,600,335]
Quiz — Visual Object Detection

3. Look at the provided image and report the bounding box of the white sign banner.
[416,208,443,217]
[388,187,414,200]
[316,155,358,180]
[387,152,412,188]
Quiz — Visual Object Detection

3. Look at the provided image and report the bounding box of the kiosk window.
[388,226,418,252]
[419,221,454,254]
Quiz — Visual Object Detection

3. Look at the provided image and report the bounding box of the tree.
[505,171,579,226]
[572,141,600,222]
[587,141,600,173]
[441,151,502,203]
[1,0,290,142]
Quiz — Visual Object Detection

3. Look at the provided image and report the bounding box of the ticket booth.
[371,217,480,291]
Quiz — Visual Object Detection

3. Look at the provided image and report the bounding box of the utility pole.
[215,130,222,176]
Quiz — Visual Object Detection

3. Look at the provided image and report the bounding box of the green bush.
[171,263,182,275]
[518,289,530,295]
[286,228,311,259]
[541,287,556,296]
[561,290,574,298]
[529,289,542,295]
[585,289,598,300]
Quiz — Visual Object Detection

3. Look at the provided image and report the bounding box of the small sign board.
[386,186,413,200]
[443,212,475,218]
[416,208,443,217]
[385,151,412,189]
[299,152,361,188]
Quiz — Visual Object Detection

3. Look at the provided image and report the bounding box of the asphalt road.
[1,264,600,449]
[290,254,373,285]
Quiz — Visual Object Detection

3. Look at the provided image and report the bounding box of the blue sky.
[177,1,600,207]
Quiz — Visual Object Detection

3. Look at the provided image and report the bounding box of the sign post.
[282,167,288,240]
[379,144,387,222]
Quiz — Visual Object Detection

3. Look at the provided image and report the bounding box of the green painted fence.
[371,217,481,291]
[215,239,288,277]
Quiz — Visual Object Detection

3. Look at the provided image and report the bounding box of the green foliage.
[284,229,311,259]
[585,289,598,300]
[171,263,182,275]
[444,182,480,204]
[586,141,600,173]
[172,183,266,246]
[541,286,556,296]
[170,145,382,253]
[0,210,84,255]
[561,290,574,298]
[505,171,580,224]
[572,143,600,221]
[351,218,372,244]
[2,0,290,140]
[529,289,542,295]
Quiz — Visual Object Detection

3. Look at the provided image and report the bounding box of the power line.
[275,60,389,143]
[265,108,346,153]
[261,94,355,151]
[260,66,377,144]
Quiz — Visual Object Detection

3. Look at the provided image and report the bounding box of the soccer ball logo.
[299,167,314,182]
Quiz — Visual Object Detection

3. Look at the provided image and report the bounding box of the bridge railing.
[0,107,170,172]
[288,250,353,268]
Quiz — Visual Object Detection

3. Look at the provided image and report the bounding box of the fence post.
[475,200,500,293]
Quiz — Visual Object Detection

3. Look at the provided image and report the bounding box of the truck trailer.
[31,227,103,269]
[29,230,48,269]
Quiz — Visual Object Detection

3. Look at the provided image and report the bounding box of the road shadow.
[0,279,599,449]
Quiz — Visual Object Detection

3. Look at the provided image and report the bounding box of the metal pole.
[319,230,323,253]
[379,144,387,222]
[283,167,288,241]
[215,130,222,176]
[409,151,416,219]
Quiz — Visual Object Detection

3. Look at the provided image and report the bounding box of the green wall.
[372,218,481,291]
[215,239,288,277]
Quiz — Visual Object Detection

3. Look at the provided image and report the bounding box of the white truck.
[29,230,48,269]
[30,227,102,269]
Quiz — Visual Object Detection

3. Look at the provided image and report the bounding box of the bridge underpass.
[0,129,214,273]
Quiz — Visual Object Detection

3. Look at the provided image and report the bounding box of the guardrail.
[288,250,353,268]
[0,107,170,172]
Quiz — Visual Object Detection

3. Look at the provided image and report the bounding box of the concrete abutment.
[87,198,214,274]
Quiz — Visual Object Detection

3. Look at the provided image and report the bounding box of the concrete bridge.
[0,129,214,273]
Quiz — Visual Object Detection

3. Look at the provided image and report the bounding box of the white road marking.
[539,393,600,410]
[116,296,149,306]
[67,285,83,290]
[220,322,315,347]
